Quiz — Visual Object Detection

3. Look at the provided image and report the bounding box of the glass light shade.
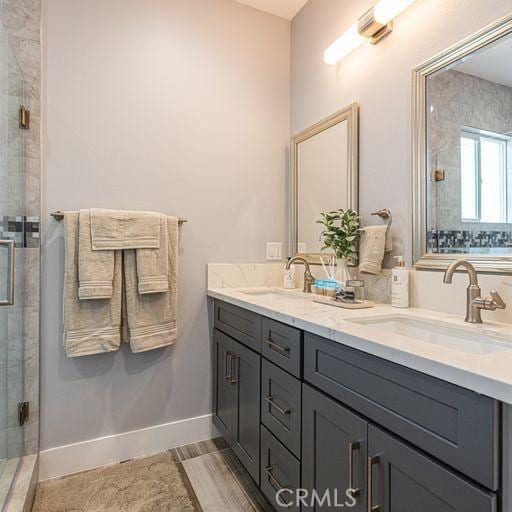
[324,23,366,65]
[373,0,417,24]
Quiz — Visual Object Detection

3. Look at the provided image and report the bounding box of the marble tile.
[3,454,38,512]
[207,263,284,289]
[22,249,39,307]
[182,449,273,512]
[0,0,41,42]
[357,270,392,304]
[23,158,39,217]
[6,36,39,102]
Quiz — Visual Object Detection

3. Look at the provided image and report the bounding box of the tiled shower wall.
[0,0,41,458]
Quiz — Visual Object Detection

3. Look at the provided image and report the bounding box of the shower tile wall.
[0,0,41,459]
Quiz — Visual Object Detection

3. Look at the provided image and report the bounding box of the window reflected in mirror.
[426,34,512,255]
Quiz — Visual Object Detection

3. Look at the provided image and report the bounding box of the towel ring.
[370,209,392,227]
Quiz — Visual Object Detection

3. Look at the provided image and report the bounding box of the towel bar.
[50,210,187,224]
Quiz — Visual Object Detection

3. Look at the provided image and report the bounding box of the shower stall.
[0,24,40,509]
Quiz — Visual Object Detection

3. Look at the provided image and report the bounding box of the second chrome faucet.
[443,259,506,324]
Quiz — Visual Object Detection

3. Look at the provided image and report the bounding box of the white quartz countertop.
[208,286,512,404]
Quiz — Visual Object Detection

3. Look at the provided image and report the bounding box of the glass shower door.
[0,29,25,506]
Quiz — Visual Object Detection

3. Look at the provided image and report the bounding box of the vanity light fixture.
[324,0,417,65]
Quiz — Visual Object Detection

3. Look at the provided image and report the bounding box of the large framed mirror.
[413,13,512,273]
[290,103,359,263]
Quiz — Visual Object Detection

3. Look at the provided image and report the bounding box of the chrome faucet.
[286,256,314,293]
[443,259,506,324]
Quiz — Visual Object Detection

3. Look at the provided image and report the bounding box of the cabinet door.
[368,425,497,512]
[302,384,367,512]
[231,339,261,484]
[212,329,234,442]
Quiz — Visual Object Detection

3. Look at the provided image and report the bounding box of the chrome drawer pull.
[367,456,380,512]
[266,338,290,354]
[265,395,290,415]
[265,465,289,491]
[0,240,14,306]
[348,441,360,497]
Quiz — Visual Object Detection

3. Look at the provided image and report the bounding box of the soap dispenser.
[391,256,410,308]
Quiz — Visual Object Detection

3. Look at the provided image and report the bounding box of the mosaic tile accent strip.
[428,229,512,253]
[0,216,39,248]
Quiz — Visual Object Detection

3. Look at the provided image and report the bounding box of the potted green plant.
[317,208,361,283]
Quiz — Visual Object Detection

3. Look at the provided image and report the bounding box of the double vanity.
[209,284,512,511]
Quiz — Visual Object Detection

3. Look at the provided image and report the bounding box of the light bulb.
[373,0,417,24]
[324,23,366,65]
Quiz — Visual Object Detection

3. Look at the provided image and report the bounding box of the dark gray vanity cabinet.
[211,299,503,512]
[231,339,261,483]
[212,328,261,483]
[302,384,367,512]
[212,329,235,441]
[368,425,497,512]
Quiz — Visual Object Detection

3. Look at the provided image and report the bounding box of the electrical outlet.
[297,242,307,254]
[266,242,283,261]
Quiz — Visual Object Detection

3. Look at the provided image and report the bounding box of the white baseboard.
[39,413,219,481]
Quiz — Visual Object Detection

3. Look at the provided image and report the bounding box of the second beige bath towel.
[122,217,178,353]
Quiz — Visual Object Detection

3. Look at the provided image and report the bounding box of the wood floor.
[32,438,274,512]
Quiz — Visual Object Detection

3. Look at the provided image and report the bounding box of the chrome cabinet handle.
[367,456,380,512]
[266,338,290,354]
[229,355,238,385]
[265,465,289,491]
[348,442,360,497]
[0,240,14,306]
[264,395,290,415]
[224,351,232,382]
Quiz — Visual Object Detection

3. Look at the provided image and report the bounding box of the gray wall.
[427,69,512,232]
[42,0,290,450]
[291,0,512,264]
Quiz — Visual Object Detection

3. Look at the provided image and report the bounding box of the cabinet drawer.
[260,425,301,512]
[214,300,261,352]
[368,425,497,512]
[304,332,499,490]
[261,317,302,377]
[261,360,301,458]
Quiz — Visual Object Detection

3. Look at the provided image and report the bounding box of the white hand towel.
[78,210,115,300]
[135,214,169,295]
[90,208,161,250]
[359,225,388,275]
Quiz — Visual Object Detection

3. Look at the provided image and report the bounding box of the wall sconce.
[324,0,417,65]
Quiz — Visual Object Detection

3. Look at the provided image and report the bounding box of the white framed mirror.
[290,103,359,263]
[413,13,512,273]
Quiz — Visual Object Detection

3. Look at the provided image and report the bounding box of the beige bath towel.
[122,216,178,353]
[359,225,388,275]
[64,212,123,357]
[78,210,115,299]
[136,214,169,295]
[90,208,161,250]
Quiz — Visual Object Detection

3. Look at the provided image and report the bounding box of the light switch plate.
[297,242,307,254]
[266,242,283,261]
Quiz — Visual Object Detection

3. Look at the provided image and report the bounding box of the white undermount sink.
[348,316,511,355]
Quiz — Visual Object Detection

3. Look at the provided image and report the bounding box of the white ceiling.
[456,37,512,88]
[233,0,308,20]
